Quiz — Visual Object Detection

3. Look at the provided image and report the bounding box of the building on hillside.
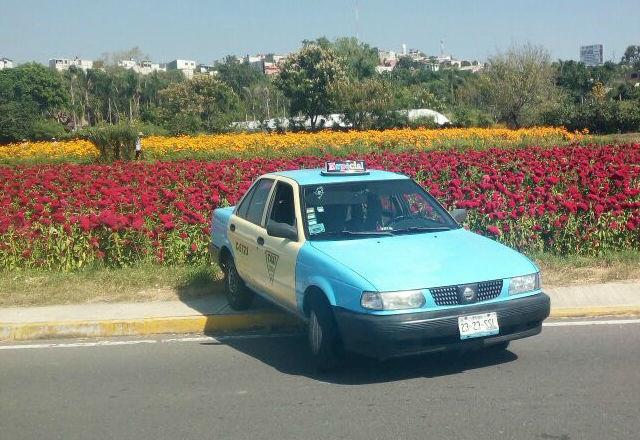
[459,64,483,73]
[49,57,94,71]
[117,59,137,69]
[195,64,217,75]
[0,57,13,69]
[408,49,427,62]
[244,55,265,72]
[166,59,196,79]
[118,59,166,75]
[137,60,165,74]
[375,65,395,74]
[378,49,397,64]
[580,44,604,66]
[263,62,280,75]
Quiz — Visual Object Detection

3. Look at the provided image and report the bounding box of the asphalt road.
[1,320,639,440]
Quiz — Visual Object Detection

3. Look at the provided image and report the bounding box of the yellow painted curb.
[1,311,301,342]
[551,306,640,318]
[3,306,640,342]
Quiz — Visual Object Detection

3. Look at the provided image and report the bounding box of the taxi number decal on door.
[265,251,279,283]
[235,241,249,256]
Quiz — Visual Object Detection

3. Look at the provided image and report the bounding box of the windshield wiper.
[335,230,395,237]
[392,226,452,234]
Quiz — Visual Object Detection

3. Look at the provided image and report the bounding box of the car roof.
[267,168,409,185]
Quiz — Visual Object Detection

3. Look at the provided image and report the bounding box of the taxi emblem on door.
[265,251,279,283]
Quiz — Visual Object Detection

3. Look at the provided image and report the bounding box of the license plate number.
[458,312,499,339]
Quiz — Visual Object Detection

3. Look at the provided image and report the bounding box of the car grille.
[429,279,503,306]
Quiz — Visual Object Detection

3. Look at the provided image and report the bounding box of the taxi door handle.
[257,237,264,246]
[230,223,236,232]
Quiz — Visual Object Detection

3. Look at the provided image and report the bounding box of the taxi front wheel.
[224,258,254,310]
[307,295,344,371]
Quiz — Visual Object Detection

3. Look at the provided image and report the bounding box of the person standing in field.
[135,132,143,160]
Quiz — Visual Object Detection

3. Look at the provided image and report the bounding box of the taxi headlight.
[509,273,540,295]
[361,290,425,311]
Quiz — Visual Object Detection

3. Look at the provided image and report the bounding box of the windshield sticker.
[265,251,279,283]
[308,218,317,225]
[309,223,325,234]
[316,206,324,213]
[306,207,315,214]
[314,186,324,199]
[307,212,316,220]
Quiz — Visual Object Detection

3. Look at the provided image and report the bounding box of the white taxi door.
[228,178,275,286]
[254,178,305,310]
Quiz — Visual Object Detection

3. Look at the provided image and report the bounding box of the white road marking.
[542,319,640,327]
[1,320,639,351]
[0,333,299,351]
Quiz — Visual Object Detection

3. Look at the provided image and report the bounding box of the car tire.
[307,295,344,372]
[224,257,254,310]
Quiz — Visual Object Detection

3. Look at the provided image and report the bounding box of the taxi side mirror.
[450,208,468,224]
[266,220,298,241]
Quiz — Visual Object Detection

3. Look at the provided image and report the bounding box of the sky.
[1,0,638,65]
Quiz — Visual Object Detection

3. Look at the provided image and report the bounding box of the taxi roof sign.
[321,160,369,176]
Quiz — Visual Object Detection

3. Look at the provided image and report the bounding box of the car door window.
[243,178,274,225]
[268,182,296,227]
[236,183,259,219]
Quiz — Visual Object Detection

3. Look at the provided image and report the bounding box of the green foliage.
[83,122,139,161]
[30,119,67,140]
[332,77,396,129]
[543,100,640,134]
[331,37,379,80]
[157,75,241,134]
[4,38,640,144]
[275,44,346,129]
[0,63,69,142]
[0,63,68,112]
[468,43,560,128]
[216,55,267,94]
[621,45,640,68]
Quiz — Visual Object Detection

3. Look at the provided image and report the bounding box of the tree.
[275,44,346,129]
[99,46,150,66]
[216,55,267,95]
[0,63,68,113]
[158,75,241,133]
[555,60,591,103]
[333,78,396,129]
[471,44,559,127]
[331,37,379,80]
[0,63,68,141]
[621,45,640,67]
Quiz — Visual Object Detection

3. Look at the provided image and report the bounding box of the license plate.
[458,312,499,340]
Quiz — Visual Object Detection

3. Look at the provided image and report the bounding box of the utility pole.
[354,0,360,40]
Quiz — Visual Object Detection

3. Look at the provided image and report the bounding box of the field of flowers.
[0,127,583,163]
[1,144,638,270]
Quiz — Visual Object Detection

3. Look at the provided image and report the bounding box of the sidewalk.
[1,281,639,342]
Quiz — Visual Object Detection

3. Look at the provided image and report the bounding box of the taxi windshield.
[301,179,458,240]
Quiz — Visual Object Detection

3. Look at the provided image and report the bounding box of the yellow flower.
[0,127,582,161]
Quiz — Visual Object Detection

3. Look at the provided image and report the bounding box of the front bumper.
[334,293,550,360]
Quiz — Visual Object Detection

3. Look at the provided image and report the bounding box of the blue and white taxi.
[210,160,550,369]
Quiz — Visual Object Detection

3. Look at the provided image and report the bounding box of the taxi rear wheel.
[224,257,254,311]
[307,295,344,372]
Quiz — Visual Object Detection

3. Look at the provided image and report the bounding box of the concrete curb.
[1,305,639,342]
[0,311,301,342]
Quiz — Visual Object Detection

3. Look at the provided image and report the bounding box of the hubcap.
[309,311,323,354]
